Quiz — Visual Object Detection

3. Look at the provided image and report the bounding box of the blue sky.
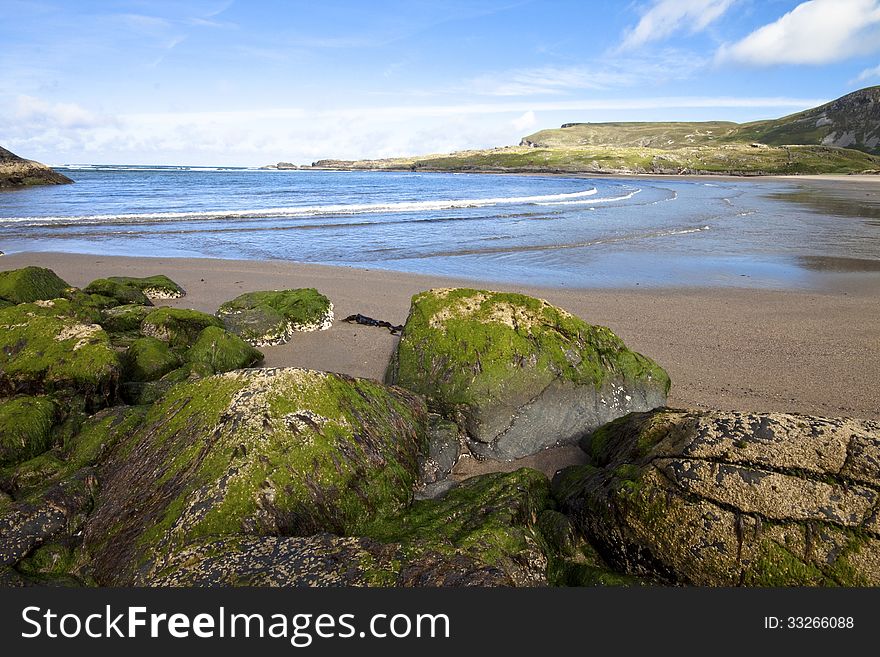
[2,0,880,165]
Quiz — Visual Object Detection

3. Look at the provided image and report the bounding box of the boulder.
[0,396,59,468]
[83,278,151,306]
[0,302,120,408]
[141,307,223,348]
[0,469,98,566]
[0,146,73,187]
[184,326,264,373]
[99,303,153,333]
[147,534,509,587]
[217,289,333,346]
[82,368,427,585]
[106,275,185,300]
[0,267,69,304]
[364,468,552,586]
[148,468,552,587]
[416,414,461,487]
[122,337,181,382]
[555,409,880,586]
[388,288,670,460]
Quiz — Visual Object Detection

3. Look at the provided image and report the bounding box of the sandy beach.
[2,250,878,476]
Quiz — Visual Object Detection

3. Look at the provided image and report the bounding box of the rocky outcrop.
[149,467,552,587]
[0,146,72,188]
[217,289,334,346]
[147,534,510,587]
[555,409,880,586]
[140,307,224,348]
[82,368,427,585]
[0,267,70,305]
[0,300,121,409]
[388,288,669,460]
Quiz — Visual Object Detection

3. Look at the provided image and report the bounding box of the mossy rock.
[0,396,59,468]
[556,409,880,586]
[122,337,181,382]
[387,288,670,460]
[0,267,69,304]
[82,367,427,585]
[83,278,151,306]
[147,533,511,587]
[0,452,67,498]
[185,326,264,374]
[0,303,121,408]
[364,468,552,586]
[141,307,223,349]
[0,469,98,567]
[107,275,185,299]
[99,303,153,333]
[217,289,334,346]
[16,541,78,578]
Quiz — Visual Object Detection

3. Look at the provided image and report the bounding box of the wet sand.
[3,251,877,442]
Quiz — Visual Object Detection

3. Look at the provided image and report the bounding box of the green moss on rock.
[84,278,151,306]
[99,303,153,333]
[123,337,181,382]
[0,396,59,468]
[185,326,264,373]
[388,288,670,460]
[82,368,427,585]
[107,275,185,299]
[0,303,120,407]
[141,307,223,349]
[0,267,69,304]
[217,288,334,346]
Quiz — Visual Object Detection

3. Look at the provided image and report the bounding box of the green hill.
[522,86,880,155]
[310,87,880,176]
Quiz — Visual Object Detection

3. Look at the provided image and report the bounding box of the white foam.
[536,188,641,206]
[0,187,600,226]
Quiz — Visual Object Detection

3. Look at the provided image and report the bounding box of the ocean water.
[1,166,879,289]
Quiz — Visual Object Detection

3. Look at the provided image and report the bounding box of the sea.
[1,165,879,289]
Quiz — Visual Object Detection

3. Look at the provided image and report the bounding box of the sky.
[2,0,880,166]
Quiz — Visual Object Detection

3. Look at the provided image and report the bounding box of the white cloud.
[718,0,880,65]
[855,63,880,82]
[511,110,537,132]
[621,0,736,49]
[0,95,826,166]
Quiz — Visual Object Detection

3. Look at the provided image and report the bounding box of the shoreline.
[3,251,878,427]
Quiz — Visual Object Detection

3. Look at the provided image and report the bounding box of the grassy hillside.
[314,143,880,176]
[309,87,880,176]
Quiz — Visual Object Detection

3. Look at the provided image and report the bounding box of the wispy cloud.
[855,63,880,82]
[620,0,736,49]
[465,51,706,97]
[717,0,880,65]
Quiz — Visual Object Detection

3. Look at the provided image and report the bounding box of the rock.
[99,303,153,333]
[0,266,69,304]
[83,278,151,306]
[364,468,552,586]
[556,409,880,586]
[217,289,333,346]
[413,479,458,501]
[141,307,224,349]
[388,288,670,460]
[416,414,461,487]
[82,368,427,585]
[0,302,120,408]
[0,146,73,187]
[0,396,59,468]
[148,468,551,587]
[0,469,97,566]
[184,326,264,373]
[16,540,78,578]
[122,337,181,382]
[147,533,509,587]
[106,275,185,300]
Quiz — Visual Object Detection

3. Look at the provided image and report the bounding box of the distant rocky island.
[300,86,880,176]
[0,146,72,188]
